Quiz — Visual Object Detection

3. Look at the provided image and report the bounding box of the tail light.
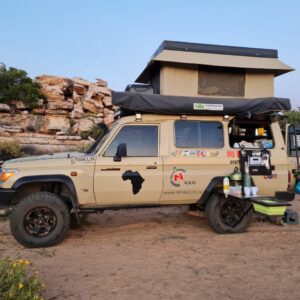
[288,170,291,190]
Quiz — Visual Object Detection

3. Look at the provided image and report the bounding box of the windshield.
[86,121,119,154]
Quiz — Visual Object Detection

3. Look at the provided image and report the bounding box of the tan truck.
[0,92,298,248]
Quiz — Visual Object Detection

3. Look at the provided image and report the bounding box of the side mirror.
[114,143,127,162]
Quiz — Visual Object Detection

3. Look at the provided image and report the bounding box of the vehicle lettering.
[71,156,95,165]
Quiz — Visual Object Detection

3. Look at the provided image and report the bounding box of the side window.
[104,125,158,157]
[175,121,223,148]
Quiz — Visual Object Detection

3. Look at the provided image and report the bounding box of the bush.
[0,64,43,109]
[80,124,106,140]
[0,258,45,300]
[0,141,23,161]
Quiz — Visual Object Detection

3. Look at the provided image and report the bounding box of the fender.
[12,175,79,217]
[197,176,223,206]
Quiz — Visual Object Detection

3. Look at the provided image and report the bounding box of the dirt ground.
[1,197,300,300]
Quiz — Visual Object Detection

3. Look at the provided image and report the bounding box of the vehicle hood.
[1,152,86,168]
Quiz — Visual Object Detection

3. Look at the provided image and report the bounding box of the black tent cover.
[112,92,291,116]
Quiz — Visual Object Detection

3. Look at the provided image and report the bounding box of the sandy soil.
[1,197,300,300]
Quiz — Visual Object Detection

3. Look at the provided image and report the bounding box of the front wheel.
[205,194,253,234]
[10,192,70,248]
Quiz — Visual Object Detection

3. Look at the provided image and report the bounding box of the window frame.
[198,67,245,97]
[173,120,224,149]
[103,124,160,157]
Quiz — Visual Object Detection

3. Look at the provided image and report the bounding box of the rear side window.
[104,125,158,157]
[175,121,223,148]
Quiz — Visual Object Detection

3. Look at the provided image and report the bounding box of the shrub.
[0,258,45,300]
[0,141,23,161]
[0,64,43,109]
[80,124,106,140]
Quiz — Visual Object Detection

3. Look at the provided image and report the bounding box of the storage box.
[253,200,287,216]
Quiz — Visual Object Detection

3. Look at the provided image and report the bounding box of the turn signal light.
[0,169,18,182]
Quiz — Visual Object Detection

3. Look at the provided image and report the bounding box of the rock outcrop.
[0,75,118,154]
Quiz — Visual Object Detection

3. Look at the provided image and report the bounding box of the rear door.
[286,124,300,187]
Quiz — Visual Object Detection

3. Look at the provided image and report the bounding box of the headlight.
[0,168,18,182]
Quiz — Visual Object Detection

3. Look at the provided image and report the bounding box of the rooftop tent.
[112,91,291,116]
[136,41,294,83]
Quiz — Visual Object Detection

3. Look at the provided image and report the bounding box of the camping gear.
[223,176,229,198]
[251,186,258,196]
[283,209,299,225]
[229,185,242,197]
[296,181,300,194]
[252,199,289,216]
[243,162,251,187]
[230,167,243,181]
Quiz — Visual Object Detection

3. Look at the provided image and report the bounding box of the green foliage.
[0,64,43,108]
[0,258,45,300]
[0,141,23,161]
[285,110,300,125]
[80,124,106,140]
[77,142,92,153]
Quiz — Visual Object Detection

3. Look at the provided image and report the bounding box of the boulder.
[36,75,70,88]
[0,103,11,112]
[45,109,69,115]
[72,77,90,87]
[97,86,111,96]
[32,108,46,115]
[41,85,65,102]
[104,114,114,126]
[70,107,84,119]
[96,78,108,87]
[74,83,86,95]
[11,100,28,110]
[77,118,94,133]
[83,98,103,114]
[102,96,112,106]
[45,115,70,132]
[47,101,74,111]
[72,91,81,103]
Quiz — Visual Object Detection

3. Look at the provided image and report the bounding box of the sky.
[0,0,299,107]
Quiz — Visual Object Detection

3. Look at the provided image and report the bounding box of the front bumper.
[0,188,15,208]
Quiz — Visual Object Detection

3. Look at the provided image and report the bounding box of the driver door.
[93,124,163,206]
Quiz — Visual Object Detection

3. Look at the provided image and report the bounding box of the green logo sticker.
[193,103,223,111]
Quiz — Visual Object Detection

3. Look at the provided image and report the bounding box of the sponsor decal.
[170,150,219,158]
[227,150,240,158]
[170,167,196,187]
[193,103,224,111]
[71,156,95,165]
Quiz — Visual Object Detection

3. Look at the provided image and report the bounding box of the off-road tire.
[205,194,253,234]
[10,192,70,248]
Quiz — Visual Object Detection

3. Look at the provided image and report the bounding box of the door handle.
[100,168,121,171]
[146,165,157,169]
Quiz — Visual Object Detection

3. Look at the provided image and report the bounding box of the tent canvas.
[112,91,291,116]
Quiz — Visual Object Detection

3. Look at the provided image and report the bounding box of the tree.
[0,64,43,108]
[285,110,300,125]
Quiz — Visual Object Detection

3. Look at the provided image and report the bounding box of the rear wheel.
[205,194,253,234]
[10,192,70,248]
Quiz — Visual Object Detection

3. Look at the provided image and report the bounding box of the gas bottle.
[243,162,251,187]
[223,176,230,198]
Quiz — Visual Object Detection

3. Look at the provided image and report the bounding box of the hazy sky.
[1,0,299,107]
